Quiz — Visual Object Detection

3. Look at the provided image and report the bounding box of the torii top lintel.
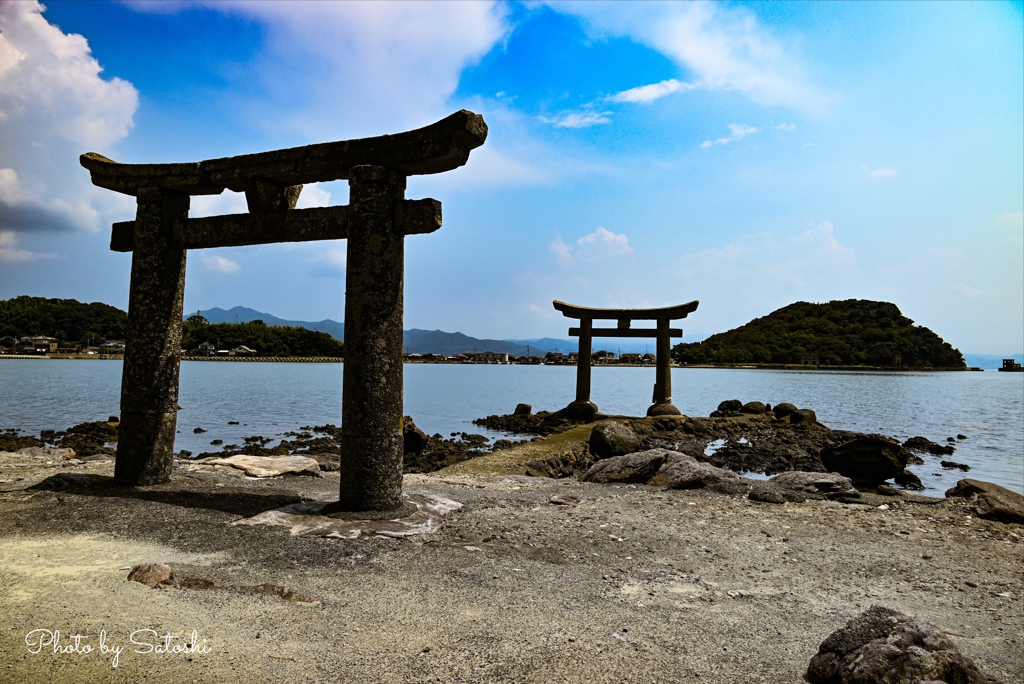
[79,110,488,197]
[552,300,700,321]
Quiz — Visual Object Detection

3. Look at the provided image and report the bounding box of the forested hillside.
[182,315,344,357]
[0,295,126,344]
[672,300,964,368]
[0,297,343,357]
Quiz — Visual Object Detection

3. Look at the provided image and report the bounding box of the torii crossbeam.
[553,299,699,417]
[82,111,487,516]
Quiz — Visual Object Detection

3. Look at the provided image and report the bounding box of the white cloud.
[308,244,347,277]
[551,227,634,268]
[552,2,826,113]
[867,167,897,178]
[0,230,58,262]
[608,78,701,104]
[682,221,856,295]
[0,1,137,234]
[774,122,796,131]
[549,237,575,267]
[143,1,509,139]
[200,254,240,274]
[701,123,759,148]
[539,110,613,129]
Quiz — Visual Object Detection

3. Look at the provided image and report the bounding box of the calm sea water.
[1,359,1021,496]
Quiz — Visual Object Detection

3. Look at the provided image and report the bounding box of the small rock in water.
[194,427,207,434]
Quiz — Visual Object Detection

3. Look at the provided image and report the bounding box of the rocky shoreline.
[1,403,1022,683]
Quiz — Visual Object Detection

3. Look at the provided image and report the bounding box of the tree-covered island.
[672,299,964,368]
[0,297,343,358]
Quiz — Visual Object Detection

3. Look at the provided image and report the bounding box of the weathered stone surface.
[115,188,189,486]
[820,437,911,487]
[946,479,1024,525]
[740,401,768,414]
[788,408,817,424]
[403,416,428,456]
[235,493,462,539]
[650,451,748,493]
[81,110,489,195]
[589,421,642,459]
[16,447,76,460]
[769,471,860,499]
[200,455,322,478]
[894,468,925,490]
[514,403,532,416]
[806,605,1000,683]
[940,460,970,471]
[903,435,956,455]
[772,402,798,419]
[582,449,668,484]
[748,481,806,504]
[127,563,173,588]
[333,166,407,514]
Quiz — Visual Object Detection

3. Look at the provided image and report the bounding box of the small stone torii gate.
[552,299,699,417]
[81,110,487,515]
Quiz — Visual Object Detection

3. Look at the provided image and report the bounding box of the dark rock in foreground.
[806,605,1000,683]
[946,479,1024,525]
[588,420,641,459]
[820,437,913,487]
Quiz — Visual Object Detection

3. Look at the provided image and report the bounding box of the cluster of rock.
[807,605,1001,683]
[582,446,862,505]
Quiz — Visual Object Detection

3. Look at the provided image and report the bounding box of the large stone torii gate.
[81,110,487,515]
[552,299,699,417]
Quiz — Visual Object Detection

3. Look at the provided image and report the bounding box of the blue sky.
[0,0,1021,354]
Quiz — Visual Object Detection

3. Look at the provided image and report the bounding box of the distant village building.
[472,351,509,364]
[229,345,257,356]
[19,336,58,354]
[190,341,217,356]
[999,358,1024,372]
[100,340,126,354]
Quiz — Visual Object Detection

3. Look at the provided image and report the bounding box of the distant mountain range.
[963,353,1024,370]
[190,306,653,355]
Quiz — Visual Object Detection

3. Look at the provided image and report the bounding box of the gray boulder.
[582,449,668,484]
[739,401,767,414]
[769,471,860,499]
[588,420,642,459]
[946,479,1024,525]
[806,605,1000,683]
[650,452,750,494]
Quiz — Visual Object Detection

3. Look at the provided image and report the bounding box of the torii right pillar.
[553,300,699,417]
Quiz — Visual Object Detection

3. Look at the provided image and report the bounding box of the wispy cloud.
[0,230,58,262]
[551,227,634,267]
[308,245,347,277]
[608,78,701,104]
[774,122,796,131]
[539,110,613,129]
[200,254,240,274]
[552,2,827,113]
[701,123,759,148]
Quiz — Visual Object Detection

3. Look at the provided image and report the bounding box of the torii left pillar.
[115,187,189,485]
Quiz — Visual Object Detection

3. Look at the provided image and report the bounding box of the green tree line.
[672,299,964,368]
[0,297,343,357]
[0,295,126,345]
[182,316,344,357]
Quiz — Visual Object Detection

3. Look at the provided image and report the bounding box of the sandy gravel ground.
[0,447,1021,684]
